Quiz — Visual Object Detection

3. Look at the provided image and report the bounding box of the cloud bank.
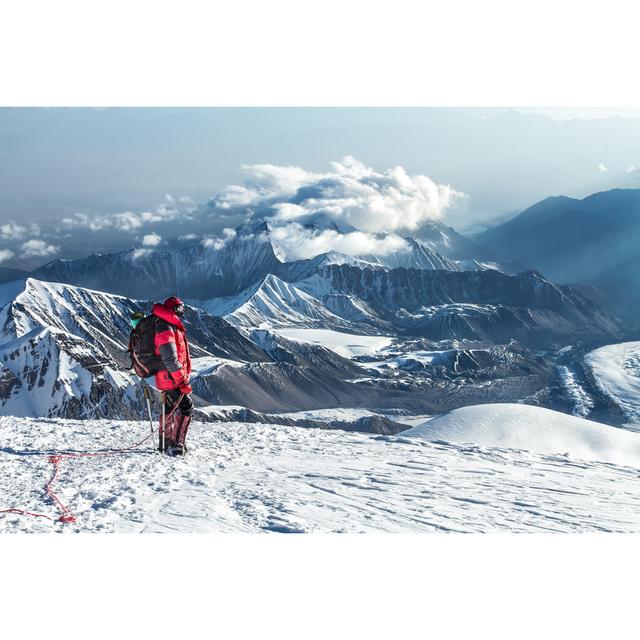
[213,156,463,233]
[61,194,196,232]
[20,239,59,258]
[0,158,464,266]
[266,223,411,261]
[208,156,465,260]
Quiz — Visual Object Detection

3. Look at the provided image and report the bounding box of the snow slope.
[272,328,394,358]
[199,274,347,329]
[0,278,146,418]
[406,403,640,467]
[584,341,640,430]
[0,277,137,353]
[0,277,271,419]
[2,415,640,533]
[0,327,138,418]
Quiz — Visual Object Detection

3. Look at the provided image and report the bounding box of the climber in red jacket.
[153,296,193,456]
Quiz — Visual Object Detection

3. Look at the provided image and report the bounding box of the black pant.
[164,388,193,417]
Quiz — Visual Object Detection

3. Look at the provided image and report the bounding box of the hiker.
[152,296,193,456]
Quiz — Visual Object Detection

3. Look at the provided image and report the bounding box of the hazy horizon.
[1,107,639,269]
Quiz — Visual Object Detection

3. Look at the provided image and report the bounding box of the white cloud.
[209,157,465,260]
[178,233,199,241]
[268,223,410,261]
[0,249,15,263]
[142,232,162,247]
[597,163,608,172]
[201,227,237,250]
[61,197,196,232]
[131,248,152,260]
[626,165,638,173]
[20,239,59,258]
[0,223,27,240]
[214,164,314,211]
[213,156,465,234]
[201,237,225,250]
[0,222,40,240]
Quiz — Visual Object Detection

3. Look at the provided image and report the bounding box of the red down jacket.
[152,302,192,391]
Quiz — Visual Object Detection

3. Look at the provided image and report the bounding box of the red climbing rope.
[0,508,54,521]
[0,426,157,524]
[0,394,183,526]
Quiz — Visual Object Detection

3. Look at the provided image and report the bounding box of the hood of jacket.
[152,302,186,331]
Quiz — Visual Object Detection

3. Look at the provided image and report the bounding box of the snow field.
[2,413,640,533]
[584,341,640,429]
[272,328,394,359]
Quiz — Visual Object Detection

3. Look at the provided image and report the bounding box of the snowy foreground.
[2,406,640,533]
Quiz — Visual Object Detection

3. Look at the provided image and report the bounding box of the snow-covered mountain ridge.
[199,274,350,330]
[32,219,465,300]
[0,278,270,418]
[27,212,623,353]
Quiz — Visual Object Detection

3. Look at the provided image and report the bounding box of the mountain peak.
[202,272,347,330]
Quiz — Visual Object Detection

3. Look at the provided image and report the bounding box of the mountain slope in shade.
[33,222,282,299]
[415,219,496,261]
[358,237,459,271]
[478,195,578,245]
[321,293,388,328]
[291,265,622,347]
[0,266,29,285]
[474,190,640,307]
[191,361,380,413]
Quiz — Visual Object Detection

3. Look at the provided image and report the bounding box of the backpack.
[128,315,164,377]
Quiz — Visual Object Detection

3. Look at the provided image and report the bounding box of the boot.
[166,443,187,457]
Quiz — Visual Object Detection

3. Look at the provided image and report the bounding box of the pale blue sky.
[1,107,639,234]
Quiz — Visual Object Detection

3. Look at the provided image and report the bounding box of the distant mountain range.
[28,214,621,346]
[31,217,502,297]
[0,194,634,423]
[0,266,28,285]
[475,188,640,314]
